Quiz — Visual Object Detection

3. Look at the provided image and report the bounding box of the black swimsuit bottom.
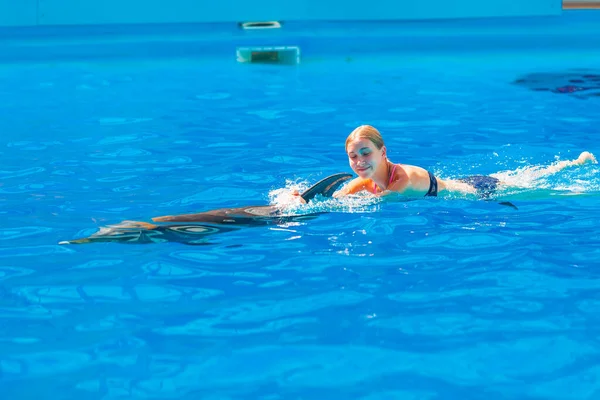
[425,171,499,199]
[425,171,439,196]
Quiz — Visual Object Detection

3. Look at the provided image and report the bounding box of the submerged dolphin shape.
[60,173,353,245]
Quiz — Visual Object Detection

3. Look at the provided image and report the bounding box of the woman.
[295,125,596,201]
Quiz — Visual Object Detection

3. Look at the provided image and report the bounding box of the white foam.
[267,179,381,216]
[491,158,599,193]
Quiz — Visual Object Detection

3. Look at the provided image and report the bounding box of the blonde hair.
[345,125,385,151]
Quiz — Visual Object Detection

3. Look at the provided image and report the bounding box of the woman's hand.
[291,189,307,204]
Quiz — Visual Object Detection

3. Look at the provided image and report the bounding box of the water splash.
[491,160,600,196]
[267,179,382,216]
[267,178,310,211]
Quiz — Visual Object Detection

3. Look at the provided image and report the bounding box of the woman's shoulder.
[398,163,427,171]
[396,163,434,179]
[388,163,432,194]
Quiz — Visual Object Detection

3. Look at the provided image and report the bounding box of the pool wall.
[1,0,562,27]
[2,9,600,65]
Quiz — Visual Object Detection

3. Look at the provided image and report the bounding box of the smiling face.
[346,138,386,179]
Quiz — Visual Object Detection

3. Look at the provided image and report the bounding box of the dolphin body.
[60,173,353,245]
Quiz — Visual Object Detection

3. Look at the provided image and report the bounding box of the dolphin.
[59,173,353,245]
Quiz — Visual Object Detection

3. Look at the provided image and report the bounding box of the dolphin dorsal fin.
[300,173,353,202]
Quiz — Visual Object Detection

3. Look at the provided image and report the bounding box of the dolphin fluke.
[60,220,237,245]
[60,172,352,245]
[59,221,161,245]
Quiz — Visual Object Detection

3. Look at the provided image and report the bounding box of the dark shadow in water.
[513,69,600,98]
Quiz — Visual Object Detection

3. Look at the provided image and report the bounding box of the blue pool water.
[2,11,600,399]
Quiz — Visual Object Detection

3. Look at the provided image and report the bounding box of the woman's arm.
[533,151,597,178]
[290,177,369,203]
[332,177,371,197]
